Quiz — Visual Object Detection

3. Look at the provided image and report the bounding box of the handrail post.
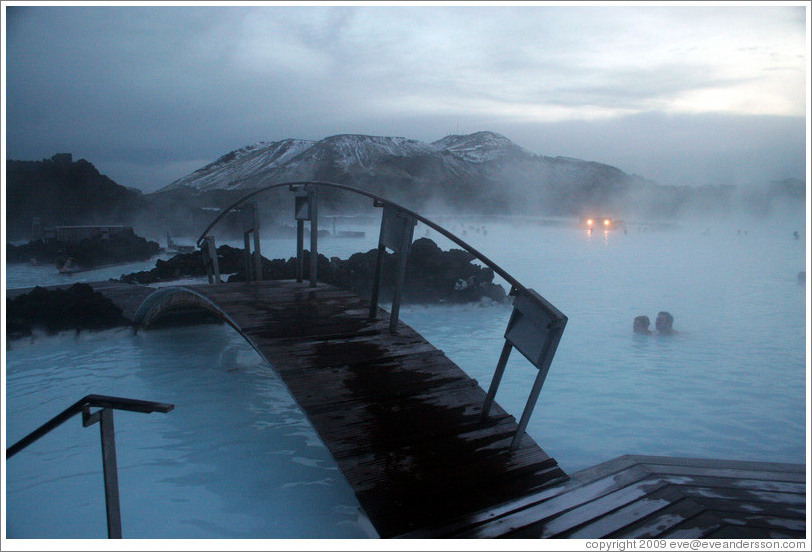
[309,187,319,287]
[90,407,123,538]
[8,395,174,539]
[480,340,513,421]
[82,405,123,538]
[202,236,220,284]
[243,231,253,282]
[511,362,553,450]
[296,220,305,283]
[253,220,263,281]
[388,221,412,333]
[387,211,415,333]
[369,244,385,320]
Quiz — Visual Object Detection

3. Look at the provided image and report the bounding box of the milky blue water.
[4,213,808,539]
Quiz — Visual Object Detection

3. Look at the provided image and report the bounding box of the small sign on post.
[481,288,567,449]
[505,290,566,368]
[379,206,415,253]
[240,203,262,281]
[295,194,312,221]
[369,205,416,333]
[292,187,318,286]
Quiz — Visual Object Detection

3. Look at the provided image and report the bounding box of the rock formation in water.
[118,238,507,304]
[7,228,161,271]
[6,283,129,339]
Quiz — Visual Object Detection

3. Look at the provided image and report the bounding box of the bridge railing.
[6,394,174,538]
[196,181,567,449]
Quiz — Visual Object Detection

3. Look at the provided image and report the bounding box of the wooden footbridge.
[7,182,807,539]
[133,279,568,538]
[128,182,573,537]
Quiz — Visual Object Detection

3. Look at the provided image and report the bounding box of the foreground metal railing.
[6,394,174,538]
[196,181,567,449]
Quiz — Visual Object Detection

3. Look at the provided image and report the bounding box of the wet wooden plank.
[525,477,672,538]
[660,511,728,538]
[564,486,686,539]
[452,463,657,538]
[657,474,806,495]
[634,455,806,474]
[681,497,805,528]
[316,404,516,460]
[608,498,711,538]
[423,454,806,539]
[645,464,807,484]
[674,484,807,509]
[709,524,805,539]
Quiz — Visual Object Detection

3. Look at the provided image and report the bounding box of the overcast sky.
[3,2,809,192]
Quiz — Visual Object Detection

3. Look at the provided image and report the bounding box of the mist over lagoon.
[5,210,806,538]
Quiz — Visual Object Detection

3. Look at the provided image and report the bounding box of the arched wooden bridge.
[130,182,571,538]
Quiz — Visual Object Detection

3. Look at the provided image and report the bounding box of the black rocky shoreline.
[7,238,508,339]
[7,230,160,271]
[119,237,507,304]
[6,283,129,339]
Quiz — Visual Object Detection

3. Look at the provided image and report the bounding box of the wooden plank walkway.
[402,455,807,538]
[132,279,569,538]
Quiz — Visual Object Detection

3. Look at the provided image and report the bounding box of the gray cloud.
[4,4,807,192]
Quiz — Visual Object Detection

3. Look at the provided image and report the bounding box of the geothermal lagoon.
[4,214,807,538]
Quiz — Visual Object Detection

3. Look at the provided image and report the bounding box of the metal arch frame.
[194,180,568,449]
[195,181,528,295]
[132,285,274,362]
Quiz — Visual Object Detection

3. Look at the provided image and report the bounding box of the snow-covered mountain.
[157,131,648,215]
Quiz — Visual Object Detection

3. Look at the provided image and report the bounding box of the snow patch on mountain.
[163,139,316,192]
[433,131,535,163]
[315,134,438,171]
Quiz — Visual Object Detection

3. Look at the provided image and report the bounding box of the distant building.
[50,153,73,166]
[41,225,135,244]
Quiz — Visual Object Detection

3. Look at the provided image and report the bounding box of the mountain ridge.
[156,130,649,217]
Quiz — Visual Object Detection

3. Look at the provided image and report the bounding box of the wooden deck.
[402,455,807,538]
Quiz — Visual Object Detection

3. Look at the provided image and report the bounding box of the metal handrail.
[194,180,528,296]
[6,394,174,538]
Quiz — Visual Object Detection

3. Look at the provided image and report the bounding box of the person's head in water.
[655,311,675,335]
[633,315,652,335]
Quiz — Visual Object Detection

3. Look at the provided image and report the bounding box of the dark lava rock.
[229,237,508,304]
[6,283,129,339]
[119,238,507,304]
[7,229,160,269]
[118,244,246,284]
